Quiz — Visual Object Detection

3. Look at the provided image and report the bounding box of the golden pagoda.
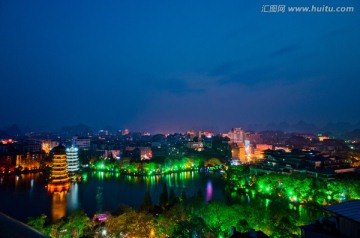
[47,144,70,192]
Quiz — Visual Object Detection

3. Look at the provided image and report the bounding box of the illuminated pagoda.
[48,144,70,192]
[66,146,79,174]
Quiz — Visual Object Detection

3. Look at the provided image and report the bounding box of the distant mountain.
[0,130,9,138]
[293,121,318,133]
[248,121,360,135]
[278,121,291,132]
[321,122,354,136]
[260,121,318,133]
[342,129,360,140]
[2,124,22,137]
[246,123,265,132]
[58,124,95,137]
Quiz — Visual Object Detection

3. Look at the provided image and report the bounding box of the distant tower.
[48,144,70,192]
[66,146,79,174]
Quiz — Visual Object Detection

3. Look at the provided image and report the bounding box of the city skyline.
[1,1,360,132]
[2,120,360,137]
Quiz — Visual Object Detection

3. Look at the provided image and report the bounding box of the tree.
[49,217,67,238]
[112,204,133,216]
[236,219,250,233]
[200,201,237,237]
[144,162,158,174]
[65,209,91,238]
[106,209,154,237]
[140,191,154,212]
[172,216,209,238]
[181,188,187,201]
[169,188,177,205]
[159,183,169,208]
[27,214,48,234]
[206,158,222,167]
[154,203,188,237]
[197,188,203,199]
[271,216,299,238]
[267,199,299,236]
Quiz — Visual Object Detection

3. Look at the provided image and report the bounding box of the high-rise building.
[226,128,245,144]
[231,145,246,162]
[42,140,59,154]
[66,146,79,174]
[72,136,90,149]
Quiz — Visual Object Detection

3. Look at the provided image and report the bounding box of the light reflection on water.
[67,183,79,212]
[0,172,324,222]
[52,191,67,222]
[206,180,213,201]
[1,172,323,225]
[1,171,225,222]
[51,171,225,221]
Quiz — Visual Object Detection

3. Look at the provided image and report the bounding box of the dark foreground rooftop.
[0,212,47,238]
[325,200,360,223]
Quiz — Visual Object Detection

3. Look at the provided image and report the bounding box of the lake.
[0,171,227,223]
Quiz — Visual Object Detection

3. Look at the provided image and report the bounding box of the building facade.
[48,145,70,192]
[66,146,79,174]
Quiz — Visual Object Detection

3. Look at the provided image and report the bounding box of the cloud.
[210,61,239,77]
[269,45,300,57]
[153,78,206,95]
[210,60,279,87]
[216,66,275,86]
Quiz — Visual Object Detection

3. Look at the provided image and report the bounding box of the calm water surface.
[0,171,226,222]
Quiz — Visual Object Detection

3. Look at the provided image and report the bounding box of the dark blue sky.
[1,0,360,132]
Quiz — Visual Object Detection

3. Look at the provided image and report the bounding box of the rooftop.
[0,212,46,238]
[325,200,360,223]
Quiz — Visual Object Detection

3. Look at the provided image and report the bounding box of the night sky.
[1,0,360,132]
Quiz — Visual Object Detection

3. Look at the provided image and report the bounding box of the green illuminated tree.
[65,209,91,238]
[200,201,237,237]
[206,158,222,167]
[192,157,202,167]
[27,214,48,234]
[49,217,67,238]
[266,199,299,237]
[144,162,157,174]
[106,209,154,237]
[172,216,209,238]
[235,219,250,233]
[271,216,299,238]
